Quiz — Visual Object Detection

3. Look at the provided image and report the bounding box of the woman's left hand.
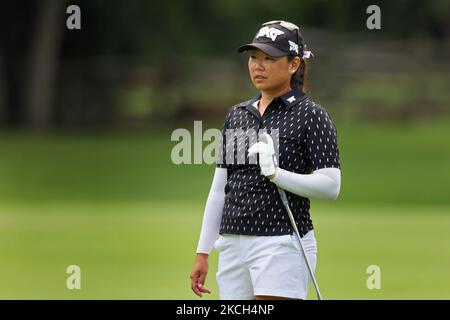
[248,132,277,178]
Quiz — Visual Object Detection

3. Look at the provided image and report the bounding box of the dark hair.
[288,55,308,92]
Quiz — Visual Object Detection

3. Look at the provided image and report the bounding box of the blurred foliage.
[61,0,450,57]
[337,73,450,120]
[1,0,449,128]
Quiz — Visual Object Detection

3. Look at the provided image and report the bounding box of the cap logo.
[288,40,299,54]
[256,26,284,41]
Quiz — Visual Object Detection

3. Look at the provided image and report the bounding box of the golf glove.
[248,132,277,177]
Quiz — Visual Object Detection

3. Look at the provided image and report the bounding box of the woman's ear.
[290,56,301,74]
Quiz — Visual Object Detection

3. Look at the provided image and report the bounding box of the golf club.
[256,132,323,300]
[277,187,323,300]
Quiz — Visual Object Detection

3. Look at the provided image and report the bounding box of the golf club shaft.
[277,187,323,300]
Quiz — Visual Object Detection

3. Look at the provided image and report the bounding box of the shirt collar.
[239,87,306,110]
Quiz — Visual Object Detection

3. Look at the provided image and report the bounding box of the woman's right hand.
[190,253,212,297]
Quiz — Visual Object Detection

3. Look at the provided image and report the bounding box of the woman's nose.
[253,59,264,70]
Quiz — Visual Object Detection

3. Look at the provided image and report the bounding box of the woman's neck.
[259,85,292,109]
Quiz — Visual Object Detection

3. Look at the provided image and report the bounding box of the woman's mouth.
[254,75,267,80]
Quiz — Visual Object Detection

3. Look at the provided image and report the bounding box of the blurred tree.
[25,0,67,128]
[0,1,37,126]
[0,52,5,123]
[0,0,66,128]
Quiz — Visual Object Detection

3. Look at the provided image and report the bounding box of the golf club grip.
[277,187,323,300]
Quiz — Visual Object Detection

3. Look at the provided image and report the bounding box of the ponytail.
[288,56,309,92]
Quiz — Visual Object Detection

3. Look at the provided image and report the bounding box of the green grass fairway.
[0,118,449,299]
[0,202,449,299]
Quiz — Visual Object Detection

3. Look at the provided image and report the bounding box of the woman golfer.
[190,20,341,300]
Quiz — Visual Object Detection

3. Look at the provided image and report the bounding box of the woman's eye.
[265,57,275,61]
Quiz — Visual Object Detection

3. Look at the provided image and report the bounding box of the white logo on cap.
[289,40,299,54]
[256,26,285,41]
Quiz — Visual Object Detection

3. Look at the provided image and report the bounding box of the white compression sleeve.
[270,167,341,200]
[196,167,227,255]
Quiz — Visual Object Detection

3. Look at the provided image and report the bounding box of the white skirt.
[214,230,317,300]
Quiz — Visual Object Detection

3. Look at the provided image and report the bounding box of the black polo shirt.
[216,87,340,237]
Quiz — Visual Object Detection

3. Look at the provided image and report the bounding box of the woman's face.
[248,49,300,93]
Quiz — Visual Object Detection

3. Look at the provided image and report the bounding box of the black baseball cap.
[238,20,306,57]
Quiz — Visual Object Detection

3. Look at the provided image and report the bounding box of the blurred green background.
[0,0,449,299]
